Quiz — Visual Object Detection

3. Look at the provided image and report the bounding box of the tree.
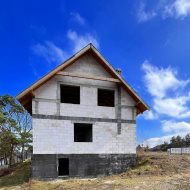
[185,133,190,147]
[170,136,185,148]
[0,95,32,166]
[15,108,32,161]
[0,130,18,165]
[0,95,19,166]
[160,141,169,151]
[150,133,190,151]
[137,144,142,150]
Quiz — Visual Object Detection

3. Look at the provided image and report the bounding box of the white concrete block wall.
[33,77,134,120]
[32,54,137,154]
[60,104,115,118]
[35,78,57,100]
[80,86,96,106]
[121,88,135,106]
[59,85,116,118]
[32,100,36,114]
[121,108,133,120]
[38,101,57,115]
[64,54,112,78]
[33,118,136,154]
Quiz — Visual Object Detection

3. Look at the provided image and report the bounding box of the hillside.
[0,152,190,190]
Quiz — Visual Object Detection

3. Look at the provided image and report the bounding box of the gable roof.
[16,43,149,115]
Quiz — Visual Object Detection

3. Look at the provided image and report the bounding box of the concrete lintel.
[57,80,117,90]
[32,114,136,124]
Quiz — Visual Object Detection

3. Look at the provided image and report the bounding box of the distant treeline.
[138,133,190,151]
[156,134,190,151]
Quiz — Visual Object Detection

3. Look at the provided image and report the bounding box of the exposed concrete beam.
[56,71,120,83]
[33,114,136,124]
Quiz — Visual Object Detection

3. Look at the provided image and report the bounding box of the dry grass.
[0,152,190,190]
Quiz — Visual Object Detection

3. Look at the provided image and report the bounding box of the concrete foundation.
[32,154,136,179]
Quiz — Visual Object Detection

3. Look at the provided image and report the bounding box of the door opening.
[58,158,69,176]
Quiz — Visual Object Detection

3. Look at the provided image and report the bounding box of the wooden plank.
[56,71,120,83]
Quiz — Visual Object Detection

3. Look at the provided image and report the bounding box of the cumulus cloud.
[153,95,190,118]
[137,0,190,22]
[164,0,190,18]
[142,61,190,148]
[142,60,189,98]
[162,120,190,134]
[67,30,99,53]
[142,60,190,119]
[70,12,85,25]
[32,41,67,65]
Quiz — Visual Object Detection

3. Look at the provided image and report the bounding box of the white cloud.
[143,134,173,148]
[70,12,85,25]
[67,30,99,53]
[162,120,190,134]
[137,2,157,23]
[31,30,100,77]
[32,41,67,64]
[143,110,158,120]
[32,30,100,66]
[142,60,189,98]
[175,0,190,16]
[143,120,190,148]
[141,58,190,148]
[164,0,190,18]
[154,95,190,118]
[137,0,190,22]
[142,60,190,119]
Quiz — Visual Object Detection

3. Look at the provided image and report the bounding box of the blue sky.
[0,0,190,147]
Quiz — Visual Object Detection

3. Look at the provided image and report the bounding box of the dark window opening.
[74,123,92,142]
[98,89,115,107]
[60,85,80,104]
[58,158,69,176]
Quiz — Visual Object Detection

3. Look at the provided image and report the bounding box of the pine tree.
[0,95,32,166]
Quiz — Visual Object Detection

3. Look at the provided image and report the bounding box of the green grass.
[0,160,31,188]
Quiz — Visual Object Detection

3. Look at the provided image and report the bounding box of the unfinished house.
[17,44,148,178]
